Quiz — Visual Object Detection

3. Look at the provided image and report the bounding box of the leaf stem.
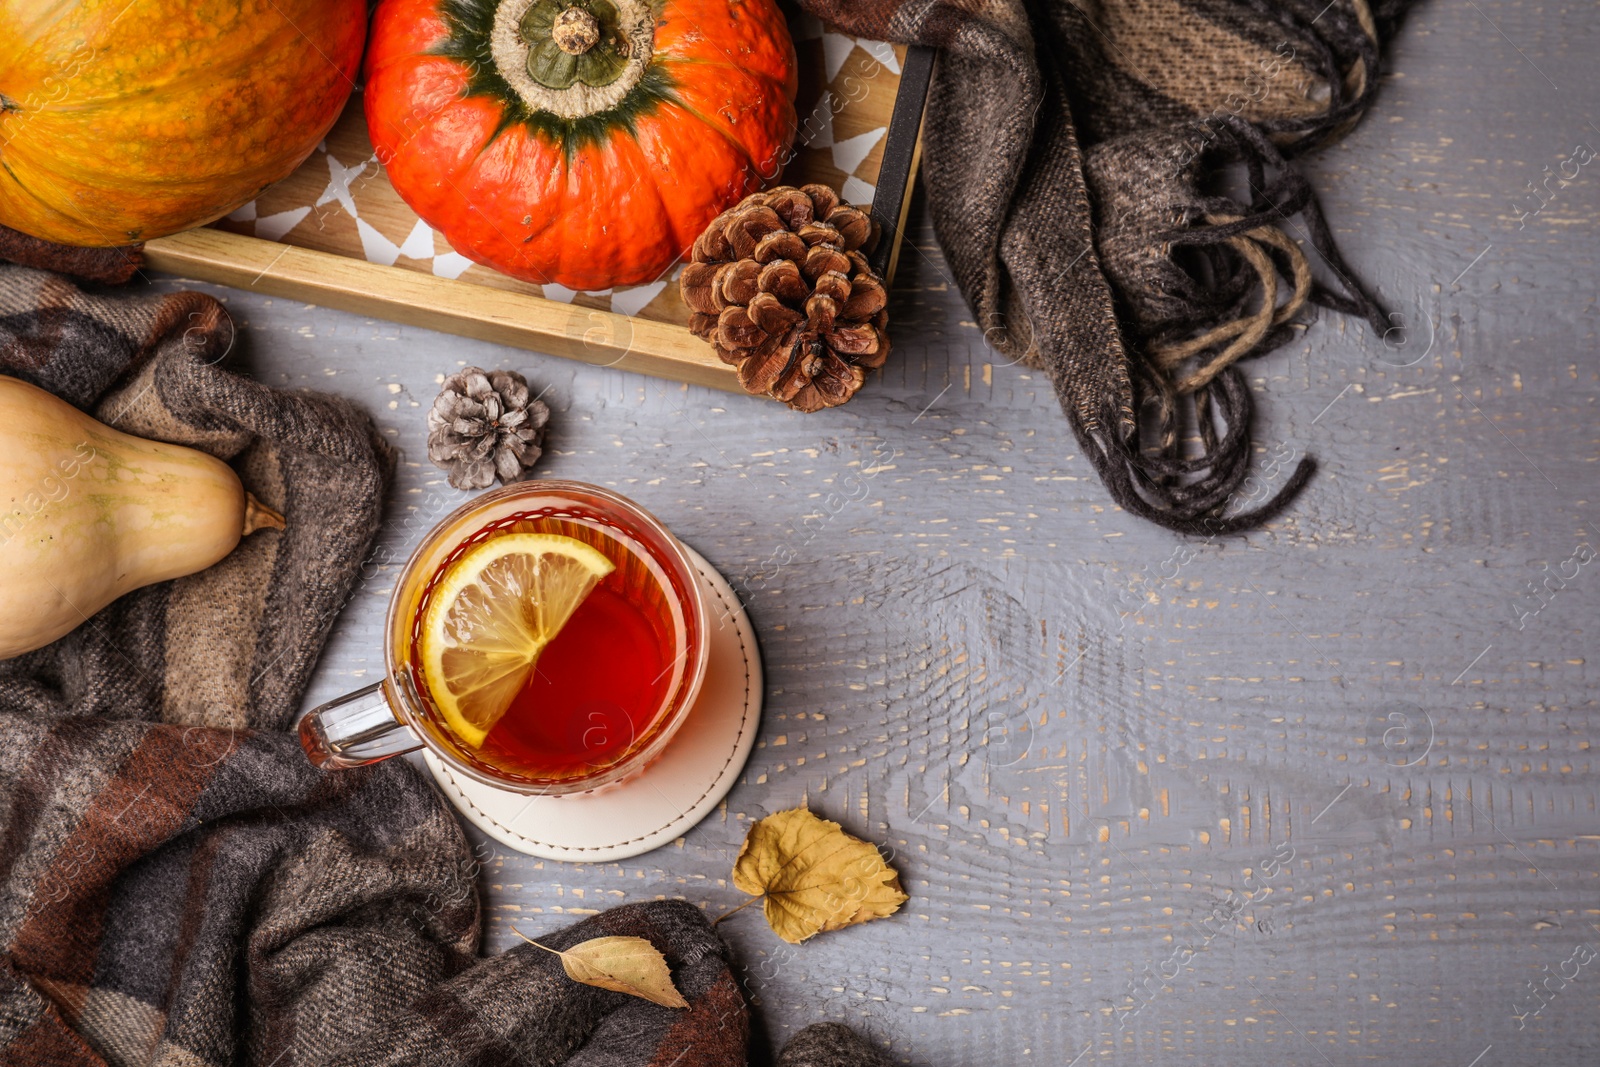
[510,925,563,956]
[711,894,763,926]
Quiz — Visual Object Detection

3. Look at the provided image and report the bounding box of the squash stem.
[242,492,286,535]
[552,8,600,54]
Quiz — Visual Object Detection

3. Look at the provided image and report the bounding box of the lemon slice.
[420,532,615,748]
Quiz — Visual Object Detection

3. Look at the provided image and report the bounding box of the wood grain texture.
[147,2,1599,1063]
[141,228,747,393]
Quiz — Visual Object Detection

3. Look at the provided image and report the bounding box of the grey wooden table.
[151,1,1599,1062]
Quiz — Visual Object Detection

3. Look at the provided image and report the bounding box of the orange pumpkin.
[0,0,366,247]
[365,0,798,291]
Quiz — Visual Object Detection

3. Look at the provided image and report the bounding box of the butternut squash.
[0,375,283,659]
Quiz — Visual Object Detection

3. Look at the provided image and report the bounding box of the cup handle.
[298,681,423,769]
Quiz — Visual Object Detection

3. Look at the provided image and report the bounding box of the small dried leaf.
[515,931,689,1009]
[730,807,907,944]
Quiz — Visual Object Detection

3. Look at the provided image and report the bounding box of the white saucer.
[423,545,762,861]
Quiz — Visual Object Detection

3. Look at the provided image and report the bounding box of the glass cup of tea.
[298,480,709,796]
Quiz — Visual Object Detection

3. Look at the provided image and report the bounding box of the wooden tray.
[142,17,931,396]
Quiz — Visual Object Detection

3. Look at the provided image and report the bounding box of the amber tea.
[404,505,696,784]
[300,482,706,795]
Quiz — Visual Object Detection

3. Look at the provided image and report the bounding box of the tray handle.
[868,44,936,280]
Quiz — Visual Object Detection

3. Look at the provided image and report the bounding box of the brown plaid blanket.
[0,242,888,1067]
[801,0,1415,533]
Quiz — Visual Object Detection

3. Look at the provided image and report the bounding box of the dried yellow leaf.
[730,807,907,944]
[514,931,689,1009]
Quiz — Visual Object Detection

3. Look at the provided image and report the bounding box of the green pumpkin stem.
[520,0,632,90]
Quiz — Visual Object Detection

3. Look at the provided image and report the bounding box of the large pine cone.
[680,184,890,413]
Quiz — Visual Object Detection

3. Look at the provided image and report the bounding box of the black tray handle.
[868,44,936,280]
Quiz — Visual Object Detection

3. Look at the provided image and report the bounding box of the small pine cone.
[426,367,550,490]
[680,183,890,413]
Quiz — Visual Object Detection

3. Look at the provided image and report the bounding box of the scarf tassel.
[1083,115,1388,535]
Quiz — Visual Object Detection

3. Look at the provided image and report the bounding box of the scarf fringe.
[1073,0,1421,534]
[1090,115,1389,535]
